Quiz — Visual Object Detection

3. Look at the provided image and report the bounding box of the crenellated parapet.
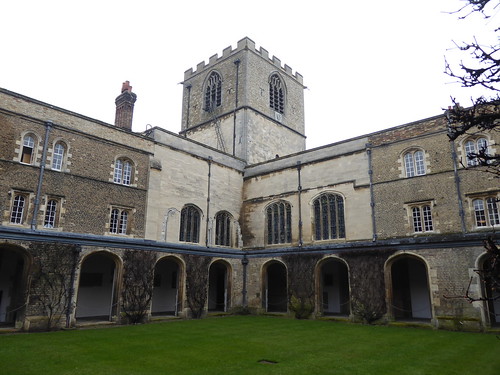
[183,37,303,84]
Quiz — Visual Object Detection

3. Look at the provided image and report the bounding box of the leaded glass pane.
[422,205,433,231]
[473,199,487,227]
[404,153,415,177]
[412,207,423,232]
[52,143,64,171]
[44,200,57,228]
[486,198,499,226]
[10,195,25,224]
[414,151,425,175]
[110,209,119,233]
[113,159,123,183]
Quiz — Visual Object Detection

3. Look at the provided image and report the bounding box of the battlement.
[183,37,303,84]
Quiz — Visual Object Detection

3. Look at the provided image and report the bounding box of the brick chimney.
[114,81,137,130]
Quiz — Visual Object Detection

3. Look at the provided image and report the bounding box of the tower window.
[269,74,284,114]
[266,201,292,244]
[204,72,222,112]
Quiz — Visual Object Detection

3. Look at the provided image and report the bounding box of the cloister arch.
[75,251,121,321]
[317,257,350,315]
[208,260,231,312]
[151,256,184,316]
[262,261,288,312]
[478,253,500,326]
[0,244,31,326]
[386,254,432,321]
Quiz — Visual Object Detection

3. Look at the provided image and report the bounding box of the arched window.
[266,201,292,244]
[44,199,58,228]
[110,208,129,234]
[113,158,133,185]
[51,142,65,171]
[313,193,345,240]
[204,72,222,112]
[269,74,284,114]
[10,194,26,224]
[464,137,488,166]
[473,197,500,227]
[179,205,201,243]
[404,150,426,177]
[215,211,231,246]
[21,135,36,164]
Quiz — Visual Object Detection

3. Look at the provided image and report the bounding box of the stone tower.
[180,37,306,164]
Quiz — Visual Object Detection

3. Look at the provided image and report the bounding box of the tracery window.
[464,137,488,167]
[269,74,284,114]
[10,194,26,224]
[204,72,222,112]
[215,211,231,246]
[473,197,500,227]
[179,205,201,243]
[313,193,345,240]
[113,158,133,185]
[51,142,65,171]
[110,208,129,234]
[404,150,426,177]
[411,205,434,233]
[21,135,36,164]
[266,201,292,244]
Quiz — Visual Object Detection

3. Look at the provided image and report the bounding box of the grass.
[0,316,499,375]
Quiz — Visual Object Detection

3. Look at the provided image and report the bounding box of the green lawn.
[0,316,498,375]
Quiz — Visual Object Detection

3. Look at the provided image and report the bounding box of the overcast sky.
[1,0,497,149]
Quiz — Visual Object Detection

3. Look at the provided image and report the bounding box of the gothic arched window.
[215,211,232,246]
[266,201,292,244]
[313,193,345,240]
[269,74,284,114]
[204,72,222,112]
[179,205,201,243]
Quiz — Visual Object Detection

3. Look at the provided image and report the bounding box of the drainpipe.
[447,129,467,234]
[241,254,248,307]
[366,145,378,242]
[233,59,240,156]
[184,84,192,136]
[65,245,81,328]
[205,156,212,247]
[31,120,52,230]
[297,161,303,247]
